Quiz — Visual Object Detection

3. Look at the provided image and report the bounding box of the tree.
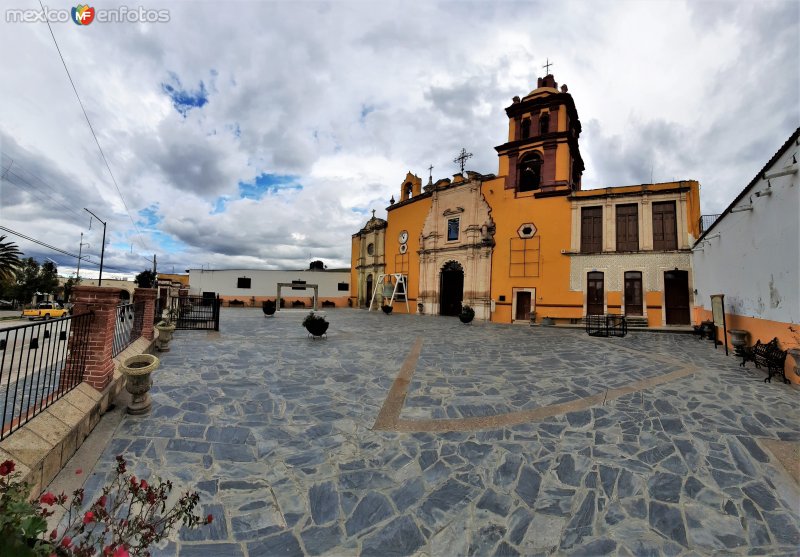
[135,270,157,289]
[12,258,40,305]
[63,277,80,301]
[39,260,59,295]
[0,235,22,283]
[309,260,325,270]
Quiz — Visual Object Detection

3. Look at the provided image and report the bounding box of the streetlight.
[84,208,107,286]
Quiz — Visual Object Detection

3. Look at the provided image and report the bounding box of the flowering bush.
[0,456,211,557]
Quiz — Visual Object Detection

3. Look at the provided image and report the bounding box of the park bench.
[741,337,789,384]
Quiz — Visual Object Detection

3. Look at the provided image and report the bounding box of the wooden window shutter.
[581,206,602,253]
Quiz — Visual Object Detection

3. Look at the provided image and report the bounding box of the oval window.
[367,243,375,255]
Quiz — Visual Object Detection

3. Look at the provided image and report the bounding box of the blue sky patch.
[137,205,162,227]
[238,173,302,200]
[161,72,209,117]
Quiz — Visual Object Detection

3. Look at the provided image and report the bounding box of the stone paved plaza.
[81,309,799,556]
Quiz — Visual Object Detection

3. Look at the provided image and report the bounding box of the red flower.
[113,546,130,557]
[40,492,57,506]
[140,479,149,490]
[98,495,107,507]
[0,460,15,476]
[75,468,83,475]
[49,528,58,540]
[61,536,72,548]
[206,514,213,524]
[83,511,94,524]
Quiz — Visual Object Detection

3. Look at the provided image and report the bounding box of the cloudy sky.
[0,0,797,278]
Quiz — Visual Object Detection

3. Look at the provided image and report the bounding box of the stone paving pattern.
[81,309,799,556]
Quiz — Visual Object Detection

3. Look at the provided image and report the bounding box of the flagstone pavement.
[81,309,799,556]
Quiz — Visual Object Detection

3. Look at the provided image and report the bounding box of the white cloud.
[0,0,796,275]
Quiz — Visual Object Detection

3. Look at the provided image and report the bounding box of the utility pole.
[153,254,157,274]
[84,208,107,286]
[76,232,90,281]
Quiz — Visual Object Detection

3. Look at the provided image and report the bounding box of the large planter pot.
[459,306,475,324]
[541,317,555,326]
[120,354,160,415]
[304,319,329,338]
[262,301,276,317]
[728,329,749,347]
[381,305,393,315]
[155,322,176,352]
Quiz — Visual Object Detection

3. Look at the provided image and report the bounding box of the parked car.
[21,301,69,320]
[0,299,14,309]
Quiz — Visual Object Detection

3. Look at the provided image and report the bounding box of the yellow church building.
[351,73,701,327]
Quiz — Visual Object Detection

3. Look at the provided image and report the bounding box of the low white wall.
[187,269,351,299]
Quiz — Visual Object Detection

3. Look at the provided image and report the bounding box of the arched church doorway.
[365,274,373,308]
[439,261,464,316]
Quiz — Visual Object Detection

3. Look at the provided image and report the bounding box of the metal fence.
[699,214,721,234]
[173,295,220,331]
[112,301,145,357]
[585,314,628,338]
[1,312,93,440]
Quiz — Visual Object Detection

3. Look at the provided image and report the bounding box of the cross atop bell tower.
[494,71,584,196]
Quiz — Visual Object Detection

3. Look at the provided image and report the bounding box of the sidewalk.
[53,308,799,556]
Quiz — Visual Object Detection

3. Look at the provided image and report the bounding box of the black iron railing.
[172,295,220,331]
[112,301,145,357]
[1,312,93,440]
[699,214,720,234]
[585,314,628,337]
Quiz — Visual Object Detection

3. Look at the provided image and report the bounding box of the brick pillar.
[134,288,157,340]
[69,286,122,391]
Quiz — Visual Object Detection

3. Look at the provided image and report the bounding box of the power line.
[0,225,133,274]
[38,0,149,253]
[1,165,87,224]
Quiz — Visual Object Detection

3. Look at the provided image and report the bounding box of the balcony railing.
[1,312,93,440]
[699,214,721,234]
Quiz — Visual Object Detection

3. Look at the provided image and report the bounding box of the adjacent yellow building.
[352,73,700,327]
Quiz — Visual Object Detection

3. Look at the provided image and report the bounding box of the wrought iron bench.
[741,337,789,384]
[585,314,627,338]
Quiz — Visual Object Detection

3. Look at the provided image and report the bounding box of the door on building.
[514,291,532,321]
[624,271,643,316]
[587,272,604,315]
[664,270,690,324]
[365,274,373,308]
[439,261,464,316]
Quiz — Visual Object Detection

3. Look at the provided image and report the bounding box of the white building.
[187,268,352,308]
[692,127,799,383]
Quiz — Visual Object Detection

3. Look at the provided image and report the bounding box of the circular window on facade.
[367,243,375,255]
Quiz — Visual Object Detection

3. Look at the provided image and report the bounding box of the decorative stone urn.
[728,329,749,348]
[155,322,176,352]
[120,354,159,415]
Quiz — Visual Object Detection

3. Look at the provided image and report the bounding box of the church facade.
[351,73,701,327]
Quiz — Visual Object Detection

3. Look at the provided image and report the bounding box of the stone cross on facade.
[428,164,434,181]
[453,148,472,175]
[543,58,553,74]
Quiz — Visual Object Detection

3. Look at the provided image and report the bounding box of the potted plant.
[262,299,276,317]
[302,311,329,338]
[417,302,424,315]
[381,304,393,315]
[541,316,555,326]
[728,329,749,348]
[119,354,160,415]
[459,305,475,324]
[155,307,178,352]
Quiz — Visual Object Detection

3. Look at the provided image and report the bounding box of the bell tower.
[495,73,584,197]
